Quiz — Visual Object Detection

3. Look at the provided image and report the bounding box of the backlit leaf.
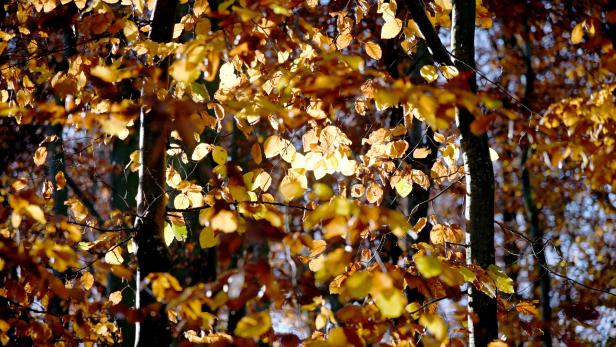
[109,291,122,305]
[234,311,271,338]
[420,65,438,83]
[415,253,442,278]
[34,147,47,166]
[365,41,382,60]
[381,18,402,39]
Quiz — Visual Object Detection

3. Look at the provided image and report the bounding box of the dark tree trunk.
[451,1,498,345]
[133,1,178,346]
[520,11,552,344]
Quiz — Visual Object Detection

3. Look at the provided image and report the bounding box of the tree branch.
[403,0,453,65]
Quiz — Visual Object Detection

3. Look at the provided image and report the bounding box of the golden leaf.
[413,147,432,159]
[487,264,515,294]
[24,205,46,224]
[191,143,212,161]
[33,147,47,166]
[199,227,218,248]
[211,210,238,233]
[366,183,383,205]
[80,272,94,290]
[109,291,122,305]
[571,23,584,44]
[373,287,407,318]
[394,177,413,198]
[365,41,382,60]
[419,314,448,341]
[381,18,402,39]
[65,198,88,222]
[105,247,124,265]
[414,253,442,278]
[516,301,538,316]
[280,173,307,201]
[212,146,228,165]
[55,171,66,190]
[439,65,459,79]
[234,311,271,338]
[251,143,262,164]
[420,65,438,83]
[336,32,353,50]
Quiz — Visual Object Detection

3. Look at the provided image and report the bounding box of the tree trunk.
[520,11,552,344]
[133,1,178,346]
[450,1,497,346]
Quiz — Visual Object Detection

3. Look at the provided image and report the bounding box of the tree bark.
[520,12,552,344]
[133,1,178,346]
[451,1,498,345]
[404,0,498,344]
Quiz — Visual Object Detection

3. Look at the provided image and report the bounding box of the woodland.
[0,0,615,346]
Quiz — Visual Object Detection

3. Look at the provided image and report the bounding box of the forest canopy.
[0,0,615,346]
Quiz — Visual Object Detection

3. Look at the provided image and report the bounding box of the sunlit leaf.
[415,253,442,278]
[420,65,438,83]
[487,264,515,294]
[234,311,271,338]
[109,291,122,305]
[199,227,218,248]
[381,18,402,39]
[33,147,47,166]
[365,41,382,60]
[571,23,584,44]
[419,314,448,341]
[105,247,124,265]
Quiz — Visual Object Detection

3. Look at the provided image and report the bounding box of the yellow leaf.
[212,146,227,165]
[80,272,94,290]
[489,147,499,161]
[164,223,175,246]
[65,198,88,222]
[312,183,333,201]
[55,171,66,190]
[415,254,442,278]
[420,65,438,83]
[571,23,584,44]
[109,290,122,305]
[191,143,212,161]
[199,227,218,248]
[33,147,47,166]
[373,287,407,318]
[345,271,372,299]
[413,147,432,159]
[211,210,238,233]
[251,143,262,164]
[174,193,190,209]
[365,41,382,60]
[280,173,306,201]
[394,177,413,198]
[439,65,459,79]
[515,301,538,316]
[170,59,201,84]
[91,65,118,83]
[234,311,271,338]
[336,32,352,50]
[487,341,509,347]
[381,18,402,39]
[366,183,383,205]
[219,62,240,89]
[264,135,296,161]
[487,264,515,294]
[25,205,46,224]
[105,247,124,265]
[419,314,448,341]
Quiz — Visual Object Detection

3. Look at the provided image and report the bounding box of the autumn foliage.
[0,0,615,346]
